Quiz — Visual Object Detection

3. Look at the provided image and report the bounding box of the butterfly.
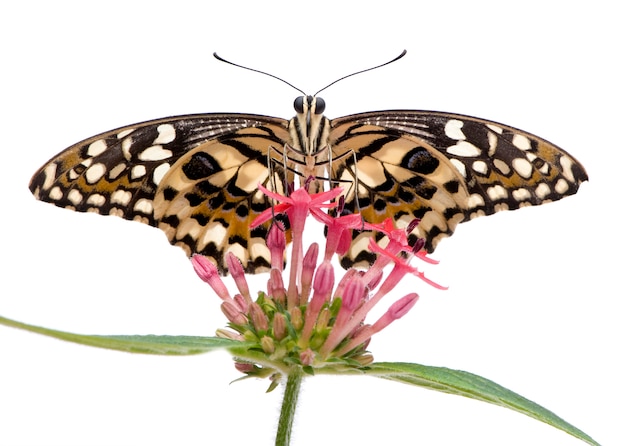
[29,51,588,274]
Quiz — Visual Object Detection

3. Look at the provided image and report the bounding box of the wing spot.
[131,165,147,179]
[468,193,485,209]
[109,163,126,180]
[154,124,176,144]
[512,134,531,151]
[493,159,511,175]
[486,124,503,134]
[487,185,508,201]
[67,189,83,206]
[86,194,106,207]
[446,141,481,157]
[559,156,576,183]
[117,128,134,139]
[138,145,173,161]
[49,186,63,201]
[153,163,170,185]
[134,198,153,214]
[535,183,551,199]
[85,163,107,184]
[122,137,133,160]
[444,119,465,140]
[42,164,58,190]
[471,160,488,175]
[555,178,570,194]
[512,158,533,179]
[87,139,107,157]
[512,188,531,202]
[111,189,132,206]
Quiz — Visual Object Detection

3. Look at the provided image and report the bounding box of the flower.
[192,183,444,379]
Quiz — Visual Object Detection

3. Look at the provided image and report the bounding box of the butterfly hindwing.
[153,124,293,273]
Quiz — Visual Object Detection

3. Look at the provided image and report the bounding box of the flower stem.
[275,367,304,446]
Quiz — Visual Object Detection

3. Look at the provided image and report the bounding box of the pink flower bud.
[191,255,232,302]
[221,301,248,325]
[272,313,287,341]
[226,253,251,303]
[249,302,269,332]
[299,243,319,305]
[300,348,315,366]
[267,222,286,271]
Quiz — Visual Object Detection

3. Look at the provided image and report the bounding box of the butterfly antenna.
[213,52,306,96]
[313,50,407,96]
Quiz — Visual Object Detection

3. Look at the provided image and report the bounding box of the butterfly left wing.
[29,113,292,273]
[329,110,588,267]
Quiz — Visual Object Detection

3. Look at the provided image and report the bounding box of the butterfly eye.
[314,97,326,114]
[294,96,305,113]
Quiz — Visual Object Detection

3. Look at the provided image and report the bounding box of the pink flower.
[191,184,444,377]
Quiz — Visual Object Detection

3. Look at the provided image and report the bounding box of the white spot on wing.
[131,165,146,179]
[109,163,126,180]
[67,189,83,206]
[468,193,485,209]
[49,186,63,200]
[42,164,57,190]
[446,141,482,157]
[472,160,488,175]
[555,178,570,194]
[152,163,170,185]
[87,194,106,207]
[138,145,173,161]
[122,137,133,160]
[512,158,533,178]
[444,119,465,140]
[111,190,132,205]
[512,134,531,151]
[117,128,134,139]
[487,185,507,200]
[512,188,531,202]
[535,183,551,199]
[154,124,176,144]
[85,163,107,184]
[134,198,153,214]
[493,159,511,175]
[559,156,576,183]
[87,139,107,157]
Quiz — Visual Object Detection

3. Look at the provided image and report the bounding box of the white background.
[1,1,622,445]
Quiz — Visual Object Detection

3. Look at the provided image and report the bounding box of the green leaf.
[366,362,600,446]
[0,315,251,355]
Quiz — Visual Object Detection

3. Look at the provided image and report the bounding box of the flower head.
[192,184,444,380]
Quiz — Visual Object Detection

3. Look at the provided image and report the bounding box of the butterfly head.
[291,95,330,156]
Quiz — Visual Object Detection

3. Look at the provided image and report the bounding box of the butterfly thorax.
[287,95,332,186]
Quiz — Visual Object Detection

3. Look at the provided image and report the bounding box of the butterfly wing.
[29,113,292,273]
[329,110,588,267]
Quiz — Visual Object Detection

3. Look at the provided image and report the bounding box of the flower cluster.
[191,182,444,383]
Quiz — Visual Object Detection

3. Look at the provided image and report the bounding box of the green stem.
[275,367,303,446]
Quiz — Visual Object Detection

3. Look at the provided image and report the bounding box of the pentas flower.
[191,181,443,379]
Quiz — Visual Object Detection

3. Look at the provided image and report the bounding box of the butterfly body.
[30,96,588,273]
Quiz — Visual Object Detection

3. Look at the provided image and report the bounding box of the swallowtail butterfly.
[29,51,588,273]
